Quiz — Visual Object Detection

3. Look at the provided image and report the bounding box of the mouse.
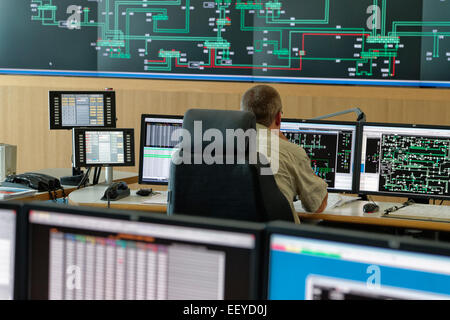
[363,203,379,213]
[136,188,153,196]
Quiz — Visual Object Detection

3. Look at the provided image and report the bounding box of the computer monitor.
[73,128,135,168]
[49,91,116,129]
[0,202,26,300]
[139,115,183,185]
[25,203,264,300]
[280,119,359,193]
[137,213,264,299]
[266,221,450,300]
[359,123,450,201]
[26,203,132,300]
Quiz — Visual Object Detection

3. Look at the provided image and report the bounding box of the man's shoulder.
[255,124,309,160]
[279,138,308,159]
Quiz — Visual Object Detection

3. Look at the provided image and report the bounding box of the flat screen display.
[267,223,450,300]
[280,120,358,192]
[139,115,183,185]
[49,91,116,129]
[73,128,135,167]
[0,1,449,87]
[27,205,264,300]
[0,208,16,300]
[359,123,450,200]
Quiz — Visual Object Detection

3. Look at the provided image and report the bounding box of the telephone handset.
[6,172,61,191]
[5,172,65,201]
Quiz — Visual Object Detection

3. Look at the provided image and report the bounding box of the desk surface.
[68,186,450,233]
[3,168,138,201]
[297,200,450,232]
[68,183,167,212]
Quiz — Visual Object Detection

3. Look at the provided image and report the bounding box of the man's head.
[240,85,283,128]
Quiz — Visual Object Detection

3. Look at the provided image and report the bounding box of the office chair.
[167,109,293,223]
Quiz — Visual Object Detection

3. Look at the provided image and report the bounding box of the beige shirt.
[256,123,328,223]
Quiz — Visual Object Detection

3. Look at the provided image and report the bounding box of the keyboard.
[384,203,450,222]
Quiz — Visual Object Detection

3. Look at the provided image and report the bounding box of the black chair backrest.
[167,109,293,223]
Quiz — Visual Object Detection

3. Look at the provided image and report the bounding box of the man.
[241,84,328,223]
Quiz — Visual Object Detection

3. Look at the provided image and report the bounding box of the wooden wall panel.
[0,75,449,174]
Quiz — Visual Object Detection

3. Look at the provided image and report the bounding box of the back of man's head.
[240,85,282,127]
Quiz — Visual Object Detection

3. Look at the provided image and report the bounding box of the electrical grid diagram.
[1,0,448,85]
[284,130,353,188]
[366,134,450,197]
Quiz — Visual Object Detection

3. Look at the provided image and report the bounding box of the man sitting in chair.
[240,84,328,223]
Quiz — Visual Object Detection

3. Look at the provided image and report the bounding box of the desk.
[68,183,167,213]
[298,201,450,233]
[3,168,138,201]
[68,186,450,234]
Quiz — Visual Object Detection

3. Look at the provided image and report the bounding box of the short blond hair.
[240,85,282,127]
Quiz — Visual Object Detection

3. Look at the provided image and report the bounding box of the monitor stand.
[60,165,85,186]
[358,194,369,201]
[105,165,114,185]
[61,132,87,186]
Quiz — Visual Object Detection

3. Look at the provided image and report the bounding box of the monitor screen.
[73,128,135,167]
[0,205,18,300]
[3,1,450,88]
[359,123,450,200]
[137,214,263,300]
[139,115,183,185]
[266,222,450,300]
[49,91,116,129]
[280,120,358,192]
[27,204,263,300]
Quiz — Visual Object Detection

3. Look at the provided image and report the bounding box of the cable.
[48,189,54,201]
[367,195,378,205]
[384,199,415,215]
[77,167,91,189]
[94,166,102,185]
[61,187,67,204]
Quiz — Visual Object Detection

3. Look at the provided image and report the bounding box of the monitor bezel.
[73,127,136,168]
[0,201,27,300]
[24,201,134,224]
[138,114,184,185]
[359,122,450,201]
[23,202,136,300]
[23,202,265,300]
[49,91,117,130]
[280,118,362,194]
[137,212,265,300]
[263,221,450,300]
